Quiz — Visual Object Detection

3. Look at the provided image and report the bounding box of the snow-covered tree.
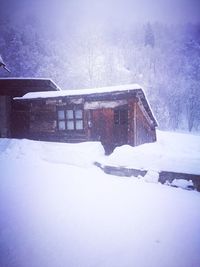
[144,23,155,48]
[1,16,200,131]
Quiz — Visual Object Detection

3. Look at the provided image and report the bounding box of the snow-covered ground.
[101,130,200,175]
[0,131,200,267]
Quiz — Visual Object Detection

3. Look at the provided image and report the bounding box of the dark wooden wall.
[0,96,11,137]
[127,98,136,146]
[135,101,156,146]
[11,94,157,154]
[29,100,57,134]
[11,100,30,138]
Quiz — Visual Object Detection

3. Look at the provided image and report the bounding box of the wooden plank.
[30,120,57,133]
[84,100,127,110]
[95,163,200,191]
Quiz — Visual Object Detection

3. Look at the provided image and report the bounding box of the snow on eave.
[17,84,142,99]
[14,83,158,126]
[14,83,142,100]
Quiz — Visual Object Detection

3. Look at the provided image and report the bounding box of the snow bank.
[0,133,200,267]
[0,138,105,168]
[101,130,200,175]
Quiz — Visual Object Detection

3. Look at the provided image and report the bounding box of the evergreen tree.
[144,23,155,48]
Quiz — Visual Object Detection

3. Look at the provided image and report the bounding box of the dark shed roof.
[0,78,60,97]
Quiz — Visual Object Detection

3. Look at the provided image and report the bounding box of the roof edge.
[0,77,61,91]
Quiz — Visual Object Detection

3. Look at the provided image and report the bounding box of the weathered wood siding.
[11,91,157,153]
[135,101,156,146]
[0,96,11,137]
[11,100,29,138]
[29,98,87,142]
[29,100,57,133]
[127,98,136,146]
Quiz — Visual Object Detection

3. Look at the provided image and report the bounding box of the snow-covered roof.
[16,84,142,100]
[15,83,158,127]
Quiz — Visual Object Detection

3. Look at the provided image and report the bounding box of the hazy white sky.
[1,0,200,28]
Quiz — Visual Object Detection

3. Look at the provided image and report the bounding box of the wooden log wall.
[29,99,57,133]
[0,96,11,137]
[135,101,156,146]
[11,92,157,152]
[11,100,30,138]
[127,98,136,146]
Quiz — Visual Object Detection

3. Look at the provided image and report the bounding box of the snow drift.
[101,130,200,175]
[0,130,200,267]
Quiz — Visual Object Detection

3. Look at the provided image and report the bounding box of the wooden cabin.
[13,84,157,154]
[0,78,60,138]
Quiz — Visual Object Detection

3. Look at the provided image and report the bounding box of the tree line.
[0,16,200,131]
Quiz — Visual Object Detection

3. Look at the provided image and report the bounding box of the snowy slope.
[0,132,200,267]
[101,130,200,175]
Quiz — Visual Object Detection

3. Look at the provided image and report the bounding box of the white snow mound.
[101,130,200,175]
[0,138,105,167]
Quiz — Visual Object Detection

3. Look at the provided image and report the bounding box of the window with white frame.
[57,108,84,131]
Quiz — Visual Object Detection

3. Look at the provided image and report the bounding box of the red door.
[113,109,128,146]
[91,109,114,153]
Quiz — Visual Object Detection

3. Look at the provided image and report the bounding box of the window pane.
[67,120,74,130]
[66,110,74,119]
[76,120,83,130]
[58,110,65,120]
[75,110,83,119]
[58,121,65,130]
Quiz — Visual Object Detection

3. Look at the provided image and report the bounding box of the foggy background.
[0,0,200,130]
